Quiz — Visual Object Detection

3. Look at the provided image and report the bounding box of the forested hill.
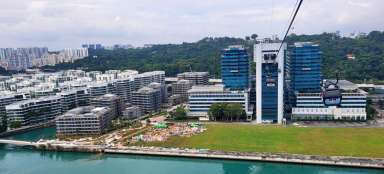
[46,37,245,78]
[45,31,384,82]
[286,31,384,83]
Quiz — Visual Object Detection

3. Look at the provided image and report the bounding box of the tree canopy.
[41,31,384,83]
[170,106,187,120]
[208,103,244,121]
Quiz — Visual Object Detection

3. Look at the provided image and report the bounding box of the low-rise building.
[56,88,90,113]
[292,80,367,121]
[87,82,116,98]
[187,85,250,120]
[132,87,161,114]
[115,78,134,103]
[168,94,183,106]
[132,71,165,91]
[177,72,209,85]
[148,82,167,103]
[6,96,62,126]
[56,106,112,136]
[122,104,142,120]
[292,92,367,121]
[172,79,192,101]
[90,94,124,118]
[0,92,28,131]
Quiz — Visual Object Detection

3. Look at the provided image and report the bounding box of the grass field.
[139,123,384,158]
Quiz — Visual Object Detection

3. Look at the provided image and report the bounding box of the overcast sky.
[0,0,382,50]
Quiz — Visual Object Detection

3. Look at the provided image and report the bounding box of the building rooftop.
[208,79,223,83]
[87,82,109,88]
[135,87,158,94]
[176,79,191,84]
[134,71,165,78]
[58,106,110,119]
[224,45,245,51]
[92,94,119,101]
[165,77,179,83]
[188,85,225,93]
[293,42,319,47]
[56,88,88,96]
[0,91,16,98]
[148,82,162,88]
[6,95,61,110]
[326,79,359,91]
[177,72,208,76]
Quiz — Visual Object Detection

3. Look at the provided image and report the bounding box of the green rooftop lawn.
[138,123,384,158]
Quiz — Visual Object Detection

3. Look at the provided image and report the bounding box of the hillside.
[45,31,384,82]
[46,37,245,78]
[287,31,384,83]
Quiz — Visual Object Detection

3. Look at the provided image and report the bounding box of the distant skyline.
[0,0,383,50]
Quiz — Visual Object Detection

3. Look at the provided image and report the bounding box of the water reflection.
[222,161,253,174]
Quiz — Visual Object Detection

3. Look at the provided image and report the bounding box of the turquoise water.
[0,128,382,174]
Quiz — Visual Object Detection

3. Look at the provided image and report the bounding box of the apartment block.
[177,72,209,85]
[131,87,161,114]
[6,96,62,126]
[90,94,124,118]
[56,106,112,136]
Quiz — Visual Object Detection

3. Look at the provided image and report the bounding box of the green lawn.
[140,124,384,158]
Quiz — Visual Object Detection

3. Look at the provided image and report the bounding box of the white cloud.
[0,0,382,50]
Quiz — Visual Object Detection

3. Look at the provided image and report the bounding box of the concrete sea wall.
[29,143,384,169]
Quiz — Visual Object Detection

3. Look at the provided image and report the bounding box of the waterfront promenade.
[1,139,383,169]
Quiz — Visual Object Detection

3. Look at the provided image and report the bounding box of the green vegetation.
[46,37,245,78]
[366,99,378,120]
[9,121,21,129]
[141,124,384,158]
[208,103,245,121]
[287,31,384,82]
[44,31,384,83]
[169,106,187,120]
[0,113,7,132]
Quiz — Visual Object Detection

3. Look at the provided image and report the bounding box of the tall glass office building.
[288,42,322,93]
[221,45,249,90]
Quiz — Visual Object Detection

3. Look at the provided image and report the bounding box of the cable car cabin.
[266,78,276,87]
[322,87,342,106]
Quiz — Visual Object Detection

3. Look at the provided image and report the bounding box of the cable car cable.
[277,0,304,56]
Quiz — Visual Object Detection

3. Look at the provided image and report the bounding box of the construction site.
[53,115,206,148]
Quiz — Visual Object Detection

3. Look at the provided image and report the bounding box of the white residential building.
[187,85,249,120]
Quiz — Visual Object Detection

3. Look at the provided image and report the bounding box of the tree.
[9,121,21,129]
[44,31,384,83]
[222,103,231,121]
[208,103,223,121]
[170,106,187,120]
[366,99,377,120]
[208,103,244,121]
[0,113,7,132]
[251,34,258,40]
[227,104,243,121]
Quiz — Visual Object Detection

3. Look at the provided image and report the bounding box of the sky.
[0,0,383,50]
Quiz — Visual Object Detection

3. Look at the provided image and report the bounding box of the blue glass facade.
[221,46,249,90]
[262,64,278,121]
[289,42,321,93]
